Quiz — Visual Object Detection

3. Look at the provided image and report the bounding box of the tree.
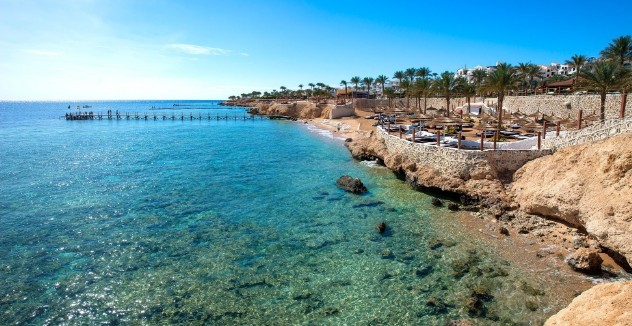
[405,68,417,83]
[375,75,389,98]
[415,67,431,80]
[525,63,543,94]
[393,71,405,94]
[361,77,374,98]
[413,78,432,114]
[517,62,532,95]
[472,69,487,97]
[565,54,588,78]
[383,88,396,109]
[433,71,459,116]
[458,78,477,113]
[578,60,631,121]
[482,63,521,132]
[350,76,361,91]
[600,35,632,65]
[600,35,632,117]
[340,80,348,100]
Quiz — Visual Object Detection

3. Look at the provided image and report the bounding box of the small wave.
[360,160,383,168]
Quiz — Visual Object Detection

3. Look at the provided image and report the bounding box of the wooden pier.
[63,112,271,121]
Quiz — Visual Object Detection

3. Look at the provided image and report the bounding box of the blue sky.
[1,0,630,100]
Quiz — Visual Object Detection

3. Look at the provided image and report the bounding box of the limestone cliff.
[511,133,632,266]
[544,281,632,326]
[345,133,509,207]
[253,102,328,119]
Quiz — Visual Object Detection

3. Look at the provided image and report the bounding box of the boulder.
[499,227,510,236]
[336,176,367,194]
[375,221,387,234]
[545,281,632,326]
[447,203,460,211]
[431,198,443,207]
[566,248,603,275]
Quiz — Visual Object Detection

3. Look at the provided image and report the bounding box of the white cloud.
[167,43,231,56]
[26,50,63,56]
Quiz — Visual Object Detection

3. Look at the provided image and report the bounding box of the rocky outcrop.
[345,132,510,207]
[566,248,603,275]
[511,133,632,267]
[545,281,632,326]
[336,176,367,194]
[254,102,327,119]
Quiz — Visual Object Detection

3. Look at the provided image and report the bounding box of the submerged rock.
[336,175,367,194]
[431,198,443,207]
[375,221,387,234]
[447,203,460,211]
[499,227,510,236]
[566,248,603,275]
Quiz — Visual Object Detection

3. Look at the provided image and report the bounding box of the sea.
[0,100,575,325]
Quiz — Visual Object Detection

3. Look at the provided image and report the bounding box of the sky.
[0,0,630,100]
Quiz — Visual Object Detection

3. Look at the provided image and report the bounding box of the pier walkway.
[62,112,292,121]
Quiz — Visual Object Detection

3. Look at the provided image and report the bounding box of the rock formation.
[336,176,367,194]
[511,133,632,268]
[253,102,327,119]
[545,281,632,326]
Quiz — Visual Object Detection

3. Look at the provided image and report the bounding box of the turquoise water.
[1,100,561,325]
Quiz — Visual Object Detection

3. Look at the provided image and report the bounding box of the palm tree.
[405,68,417,83]
[578,60,631,121]
[400,79,411,107]
[383,88,396,109]
[482,63,521,132]
[393,71,405,94]
[415,67,432,80]
[472,69,487,97]
[458,78,477,113]
[525,63,543,95]
[375,75,389,98]
[350,76,361,92]
[280,86,287,100]
[517,62,532,95]
[601,35,632,116]
[600,35,632,65]
[414,78,432,113]
[340,80,348,101]
[433,71,459,116]
[565,54,588,78]
[361,77,374,99]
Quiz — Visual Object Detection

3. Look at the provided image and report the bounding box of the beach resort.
[2,0,632,324]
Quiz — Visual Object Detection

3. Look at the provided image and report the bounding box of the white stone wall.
[330,104,355,119]
[376,128,550,178]
[543,116,632,151]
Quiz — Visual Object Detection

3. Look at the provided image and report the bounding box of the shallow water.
[0,100,574,324]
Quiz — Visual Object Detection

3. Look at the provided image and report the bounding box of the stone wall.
[500,94,631,119]
[355,95,631,119]
[330,104,355,119]
[543,116,632,151]
[376,127,551,178]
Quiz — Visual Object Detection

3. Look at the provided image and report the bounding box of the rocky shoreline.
[225,99,632,323]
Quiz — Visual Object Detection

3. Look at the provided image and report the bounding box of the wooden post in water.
[577,110,583,130]
[537,132,542,150]
[480,132,484,151]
